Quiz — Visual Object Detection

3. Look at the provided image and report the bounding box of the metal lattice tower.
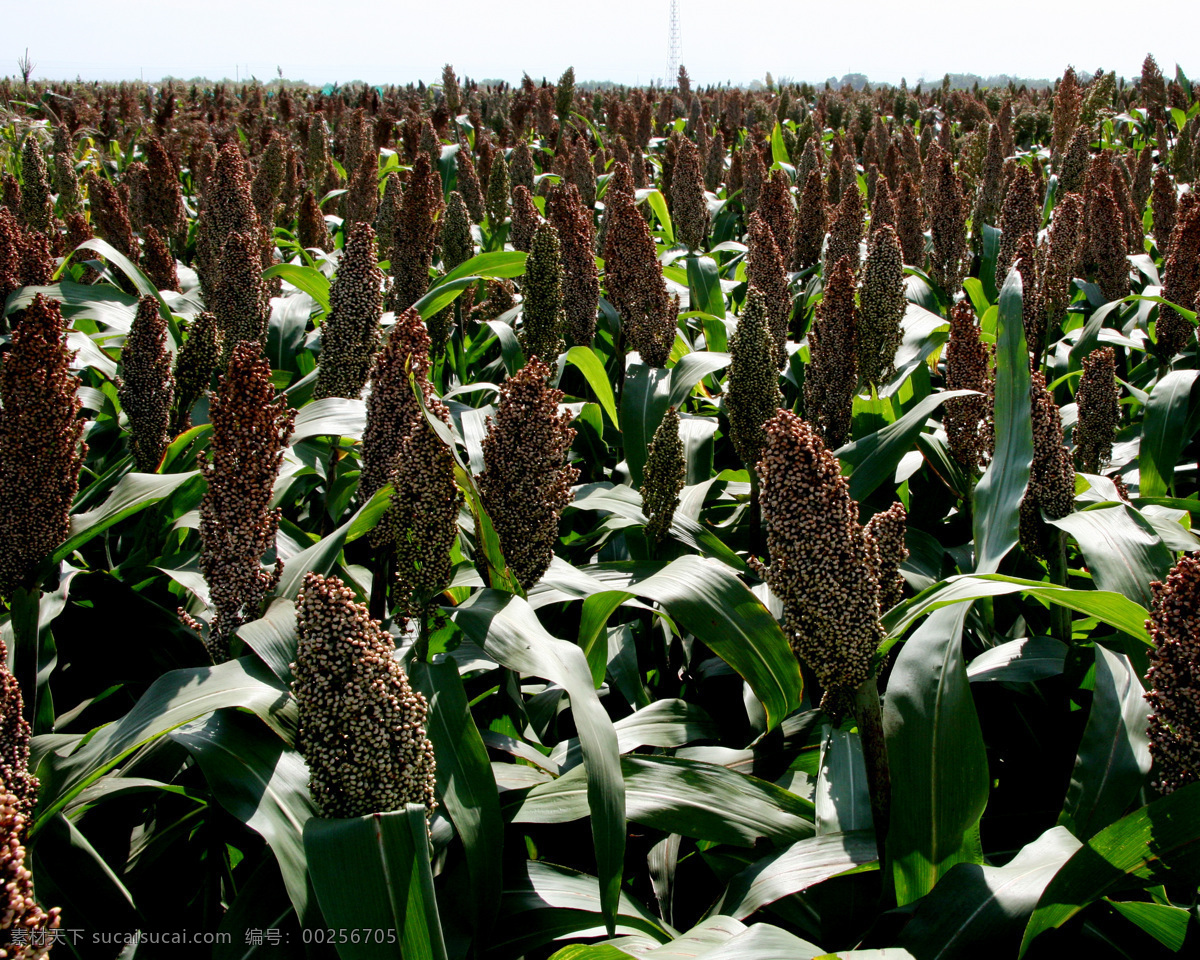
[666,0,681,87]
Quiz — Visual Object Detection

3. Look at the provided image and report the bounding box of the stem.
[369,553,391,622]
[320,435,342,538]
[10,585,40,725]
[852,676,894,907]
[1048,529,1071,644]
[748,465,764,560]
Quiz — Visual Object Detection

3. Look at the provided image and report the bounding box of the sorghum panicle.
[858,224,906,388]
[291,574,437,819]
[0,295,86,599]
[865,501,909,613]
[641,406,685,544]
[752,411,884,708]
[118,296,176,472]
[388,154,444,315]
[298,189,331,252]
[1019,372,1075,559]
[944,301,994,473]
[18,137,52,235]
[672,137,710,252]
[546,182,600,346]
[825,182,864,275]
[509,185,541,253]
[792,168,827,272]
[171,311,223,435]
[140,225,179,293]
[1145,554,1200,795]
[477,358,578,591]
[1158,196,1200,357]
[1074,346,1120,474]
[804,256,858,448]
[0,783,61,955]
[315,223,384,401]
[520,221,566,364]
[194,343,295,661]
[211,231,271,360]
[726,285,782,470]
[746,213,792,368]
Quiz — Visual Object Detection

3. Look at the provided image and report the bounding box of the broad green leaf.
[1059,645,1151,841]
[897,826,1082,959]
[815,725,873,835]
[492,860,670,959]
[56,471,200,563]
[966,637,1067,684]
[1048,505,1173,606]
[263,263,332,315]
[511,754,814,846]
[408,659,503,945]
[1020,781,1200,955]
[686,255,725,318]
[1139,370,1199,498]
[836,390,978,502]
[884,604,988,904]
[980,225,1001,304]
[644,189,675,244]
[621,361,673,487]
[711,831,878,920]
[31,657,295,834]
[290,397,367,443]
[547,699,719,770]
[171,710,316,924]
[435,250,527,286]
[453,590,624,933]
[1106,899,1192,952]
[882,573,1152,648]
[237,598,298,685]
[973,269,1032,574]
[304,804,448,960]
[565,345,619,428]
[669,351,730,408]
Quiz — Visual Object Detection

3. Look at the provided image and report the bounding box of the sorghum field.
[0,58,1199,959]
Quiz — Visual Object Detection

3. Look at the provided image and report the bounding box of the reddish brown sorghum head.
[171,311,223,435]
[315,224,384,401]
[388,154,444,315]
[0,295,85,598]
[1037,191,1084,337]
[996,165,1041,287]
[1083,183,1131,302]
[0,781,61,955]
[752,411,889,708]
[359,308,434,502]
[140,225,179,293]
[746,213,792,368]
[1074,346,1120,475]
[546,182,600,346]
[944,300,994,474]
[1019,372,1075,558]
[758,168,795,259]
[143,136,187,246]
[603,163,677,366]
[865,501,909,613]
[85,172,138,265]
[0,639,37,820]
[1158,195,1200,357]
[211,231,271,361]
[477,358,578,591]
[804,256,858,448]
[509,184,541,253]
[118,296,175,472]
[291,573,437,819]
[672,137,710,252]
[858,224,906,388]
[641,406,685,544]
[18,137,53,235]
[926,147,968,295]
[298,189,331,252]
[1145,553,1200,795]
[519,221,566,364]
[194,343,295,661]
[825,182,864,275]
[726,285,783,470]
[455,145,486,223]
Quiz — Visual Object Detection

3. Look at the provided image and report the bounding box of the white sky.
[7,0,1200,89]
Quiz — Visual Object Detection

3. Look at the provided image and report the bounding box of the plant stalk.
[10,585,40,724]
[1048,528,1070,644]
[748,465,764,560]
[852,675,894,907]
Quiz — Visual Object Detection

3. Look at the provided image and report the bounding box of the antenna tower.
[666,0,681,86]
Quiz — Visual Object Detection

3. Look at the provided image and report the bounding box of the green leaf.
[552,556,801,727]
[290,397,367,443]
[644,190,675,245]
[492,860,670,959]
[980,225,1001,304]
[966,637,1067,684]
[435,250,527,287]
[31,657,295,835]
[897,826,1082,959]
[56,471,200,563]
[236,599,298,685]
[622,361,673,487]
[771,122,790,166]
[512,753,813,845]
[973,269,1032,574]
[669,351,730,408]
[1020,781,1200,955]
[66,237,176,320]
[1048,505,1174,607]
[884,604,988,905]
[304,804,448,960]
[1139,370,1199,498]
[263,263,332,315]
[171,710,316,924]
[452,590,625,933]
[711,831,878,920]
[1059,645,1151,841]
[408,659,503,944]
[686,255,726,317]
[1106,899,1192,952]
[5,280,137,328]
[836,391,978,502]
[882,574,1152,649]
[564,346,619,429]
